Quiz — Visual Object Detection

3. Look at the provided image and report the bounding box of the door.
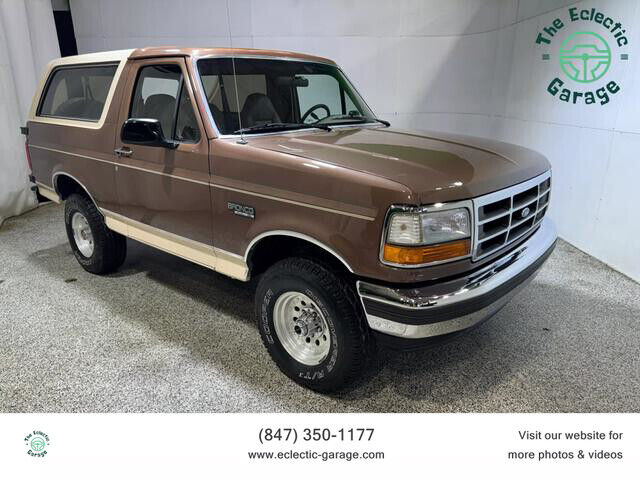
[113,58,212,247]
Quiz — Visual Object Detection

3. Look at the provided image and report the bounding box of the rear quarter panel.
[27,58,131,214]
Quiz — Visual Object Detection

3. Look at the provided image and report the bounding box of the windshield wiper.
[312,115,391,127]
[372,117,391,127]
[234,122,331,135]
[318,115,390,127]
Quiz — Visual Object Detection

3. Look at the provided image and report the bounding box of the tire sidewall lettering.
[261,289,275,344]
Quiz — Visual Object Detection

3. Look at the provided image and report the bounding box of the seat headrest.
[143,94,176,135]
[240,93,281,127]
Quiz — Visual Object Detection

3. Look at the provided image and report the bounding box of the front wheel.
[255,257,371,392]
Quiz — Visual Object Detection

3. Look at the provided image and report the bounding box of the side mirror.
[121,118,178,149]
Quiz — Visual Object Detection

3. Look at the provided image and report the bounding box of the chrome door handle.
[114,147,133,158]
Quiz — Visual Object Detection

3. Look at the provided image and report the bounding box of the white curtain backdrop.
[0,0,60,226]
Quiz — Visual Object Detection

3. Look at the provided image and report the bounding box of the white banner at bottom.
[1,413,637,478]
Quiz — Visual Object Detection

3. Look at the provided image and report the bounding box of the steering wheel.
[301,104,330,123]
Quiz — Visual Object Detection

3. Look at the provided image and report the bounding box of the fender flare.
[244,230,355,273]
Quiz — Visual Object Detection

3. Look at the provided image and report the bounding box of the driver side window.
[130,64,200,143]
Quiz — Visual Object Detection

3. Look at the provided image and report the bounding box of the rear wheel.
[255,257,371,392]
[64,193,126,274]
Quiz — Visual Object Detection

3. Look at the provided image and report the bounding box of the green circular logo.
[559,31,611,83]
[30,437,45,452]
[25,430,50,457]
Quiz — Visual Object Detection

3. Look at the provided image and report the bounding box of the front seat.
[240,93,281,127]
[143,93,177,137]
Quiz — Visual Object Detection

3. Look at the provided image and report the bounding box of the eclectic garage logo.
[24,430,50,457]
[536,7,629,105]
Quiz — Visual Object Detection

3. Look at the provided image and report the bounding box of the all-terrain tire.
[64,193,126,274]
[255,257,371,392]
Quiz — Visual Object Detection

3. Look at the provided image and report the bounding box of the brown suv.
[25,47,556,391]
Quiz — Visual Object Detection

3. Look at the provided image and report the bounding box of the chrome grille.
[472,171,551,260]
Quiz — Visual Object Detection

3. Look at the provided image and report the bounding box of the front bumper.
[357,217,557,341]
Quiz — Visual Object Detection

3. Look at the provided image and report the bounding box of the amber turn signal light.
[383,238,471,265]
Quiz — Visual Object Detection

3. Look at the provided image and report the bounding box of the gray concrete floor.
[1,203,639,412]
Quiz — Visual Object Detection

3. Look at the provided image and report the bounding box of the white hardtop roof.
[47,49,135,68]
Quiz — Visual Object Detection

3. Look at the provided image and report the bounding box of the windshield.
[197,57,375,135]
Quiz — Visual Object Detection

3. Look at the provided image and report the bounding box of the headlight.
[421,209,470,244]
[383,206,471,266]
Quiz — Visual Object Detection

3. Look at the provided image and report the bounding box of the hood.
[247,127,550,203]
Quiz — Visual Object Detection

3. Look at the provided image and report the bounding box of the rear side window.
[38,64,118,121]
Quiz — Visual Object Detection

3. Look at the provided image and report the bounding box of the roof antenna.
[231,57,247,145]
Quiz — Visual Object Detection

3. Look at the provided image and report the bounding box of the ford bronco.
[24,47,556,391]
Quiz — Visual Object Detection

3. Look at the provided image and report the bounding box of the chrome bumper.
[357,217,557,339]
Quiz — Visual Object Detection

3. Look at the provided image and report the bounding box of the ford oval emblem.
[521,207,531,218]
